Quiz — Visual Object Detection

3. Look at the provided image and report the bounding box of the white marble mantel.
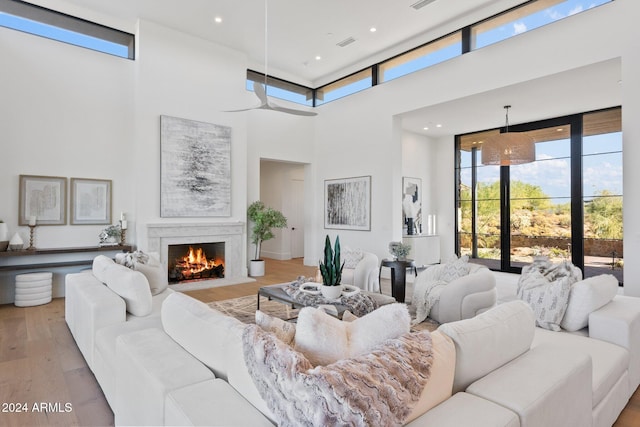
[146,222,246,288]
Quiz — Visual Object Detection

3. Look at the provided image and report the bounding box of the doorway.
[259,160,306,260]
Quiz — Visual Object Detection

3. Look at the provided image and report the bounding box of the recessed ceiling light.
[423,127,429,130]
[370,27,377,32]
[315,55,322,61]
[436,124,442,128]
[214,16,222,24]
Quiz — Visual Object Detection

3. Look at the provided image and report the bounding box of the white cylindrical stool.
[15,272,53,307]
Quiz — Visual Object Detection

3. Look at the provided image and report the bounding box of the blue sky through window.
[475,0,611,49]
[0,12,129,58]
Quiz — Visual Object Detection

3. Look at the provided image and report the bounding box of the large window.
[246,70,313,106]
[471,0,611,50]
[245,0,613,108]
[456,107,622,282]
[315,69,372,105]
[379,32,462,83]
[0,0,134,59]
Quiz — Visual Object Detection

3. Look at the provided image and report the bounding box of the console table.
[0,245,133,272]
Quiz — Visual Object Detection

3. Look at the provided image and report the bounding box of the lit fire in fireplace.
[170,246,224,282]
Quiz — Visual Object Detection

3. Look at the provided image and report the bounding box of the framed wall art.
[18,174,67,225]
[70,178,112,225]
[402,176,422,235]
[324,175,371,231]
[160,115,232,217]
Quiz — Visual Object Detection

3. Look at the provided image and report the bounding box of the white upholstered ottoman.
[15,272,52,307]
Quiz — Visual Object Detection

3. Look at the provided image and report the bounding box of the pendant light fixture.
[481,105,535,165]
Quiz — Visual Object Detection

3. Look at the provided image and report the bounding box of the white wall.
[402,131,438,235]
[132,20,250,253]
[0,17,252,302]
[0,22,135,302]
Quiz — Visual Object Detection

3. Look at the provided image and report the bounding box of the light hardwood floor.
[0,258,638,426]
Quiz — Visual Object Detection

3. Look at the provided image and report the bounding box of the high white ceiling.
[35,0,521,86]
[26,0,621,137]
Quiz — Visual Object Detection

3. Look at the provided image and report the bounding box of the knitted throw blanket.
[412,279,447,325]
[243,325,433,427]
[285,278,379,317]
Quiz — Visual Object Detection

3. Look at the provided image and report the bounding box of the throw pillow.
[255,310,296,345]
[517,260,582,331]
[440,255,470,283]
[560,274,619,331]
[518,269,573,331]
[115,251,167,295]
[294,303,410,366]
[92,255,152,316]
[133,253,167,295]
[342,249,364,269]
[243,324,433,426]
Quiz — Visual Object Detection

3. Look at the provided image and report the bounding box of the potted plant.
[247,201,287,276]
[99,224,122,246]
[389,241,412,261]
[319,235,344,299]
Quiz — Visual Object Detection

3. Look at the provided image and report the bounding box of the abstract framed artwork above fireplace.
[146,222,251,290]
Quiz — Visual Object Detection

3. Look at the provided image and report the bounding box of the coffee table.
[257,283,396,319]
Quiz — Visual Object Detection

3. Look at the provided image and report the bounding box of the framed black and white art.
[324,175,371,231]
[160,115,232,217]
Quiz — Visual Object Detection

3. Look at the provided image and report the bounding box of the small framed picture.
[19,175,67,226]
[70,178,112,225]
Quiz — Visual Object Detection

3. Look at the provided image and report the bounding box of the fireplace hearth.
[168,243,224,284]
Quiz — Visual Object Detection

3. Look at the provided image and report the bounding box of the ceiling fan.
[225,0,317,117]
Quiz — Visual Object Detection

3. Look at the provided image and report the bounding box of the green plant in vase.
[319,235,344,299]
[247,201,287,276]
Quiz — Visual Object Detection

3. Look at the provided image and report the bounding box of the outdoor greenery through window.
[456,107,622,282]
[0,0,134,59]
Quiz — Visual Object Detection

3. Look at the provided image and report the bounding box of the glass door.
[508,125,572,268]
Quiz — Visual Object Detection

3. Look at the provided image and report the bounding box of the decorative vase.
[406,217,414,235]
[321,284,343,300]
[9,232,24,251]
[249,259,265,277]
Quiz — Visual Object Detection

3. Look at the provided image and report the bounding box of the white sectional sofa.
[65,258,640,426]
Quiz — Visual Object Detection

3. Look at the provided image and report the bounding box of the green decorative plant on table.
[319,235,345,299]
[247,201,287,277]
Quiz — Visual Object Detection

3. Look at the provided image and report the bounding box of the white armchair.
[340,251,380,293]
[413,262,497,324]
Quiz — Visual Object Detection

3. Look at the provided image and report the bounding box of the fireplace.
[146,222,248,290]
[168,243,225,284]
